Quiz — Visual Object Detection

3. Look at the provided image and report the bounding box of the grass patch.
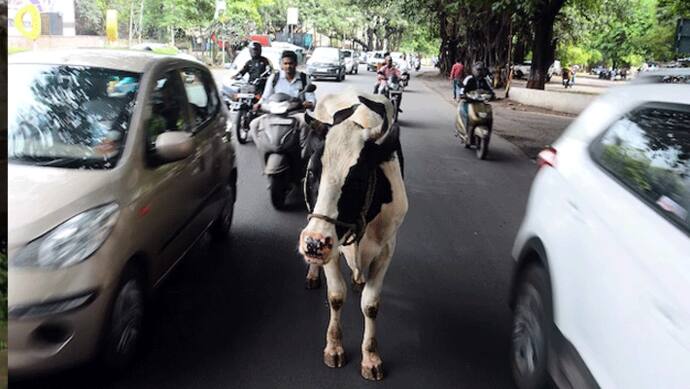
[8,47,29,55]
[152,47,179,55]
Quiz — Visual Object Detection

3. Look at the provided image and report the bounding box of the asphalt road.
[17,65,542,388]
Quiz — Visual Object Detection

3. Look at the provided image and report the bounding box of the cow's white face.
[299,93,393,266]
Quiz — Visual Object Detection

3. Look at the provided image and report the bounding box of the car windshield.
[343,51,352,58]
[8,64,140,169]
[312,48,339,61]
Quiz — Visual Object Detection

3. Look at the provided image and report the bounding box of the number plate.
[318,68,329,72]
[237,93,254,99]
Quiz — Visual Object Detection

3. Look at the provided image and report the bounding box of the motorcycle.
[252,84,317,210]
[377,75,403,122]
[401,71,410,89]
[222,69,270,144]
[455,89,494,160]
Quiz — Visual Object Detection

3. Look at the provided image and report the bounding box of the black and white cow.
[299,90,408,381]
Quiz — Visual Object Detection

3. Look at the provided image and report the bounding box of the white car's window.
[182,67,219,128]
[590,104,690,232]
[8,64,140,169]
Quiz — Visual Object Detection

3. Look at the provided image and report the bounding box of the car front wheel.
[511,264,551,389]
[101,264,145,373]
[211,178,235,240]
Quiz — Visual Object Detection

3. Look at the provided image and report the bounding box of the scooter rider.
[235,42,273,93]
[459,61,494,127]
[250,50,316,155]
[375,55,403,111]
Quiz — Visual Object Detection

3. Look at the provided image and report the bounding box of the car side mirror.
[155,131,194,163]
[305,84,316,93]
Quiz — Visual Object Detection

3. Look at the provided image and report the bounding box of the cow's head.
[299,91,394,266]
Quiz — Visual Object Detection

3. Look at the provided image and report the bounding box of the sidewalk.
[417,71,574,159]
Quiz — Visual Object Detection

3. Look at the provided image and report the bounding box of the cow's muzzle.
[300,231,333,265]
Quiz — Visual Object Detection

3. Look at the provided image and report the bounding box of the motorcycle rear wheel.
[269,172,290,210]
[234,112,249,144]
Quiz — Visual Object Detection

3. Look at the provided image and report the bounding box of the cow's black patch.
[332,104,360,125]
[335,139,397,240]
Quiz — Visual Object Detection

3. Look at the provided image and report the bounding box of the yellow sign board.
[15,4,41,41]
[106,10,118,42]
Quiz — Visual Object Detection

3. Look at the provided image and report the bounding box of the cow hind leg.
[323,256,347,368]
[305,263,321,289]
[360,241,394,381]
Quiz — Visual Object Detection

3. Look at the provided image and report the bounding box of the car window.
[590,104,690,233]
[8,64,140,169]
[146,70,190,151]
[182,67,219,128]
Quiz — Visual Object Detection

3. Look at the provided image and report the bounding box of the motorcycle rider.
[459,61,494,129]
[234,42,273,93]
[375,55,403,111]
[251,50,316,156]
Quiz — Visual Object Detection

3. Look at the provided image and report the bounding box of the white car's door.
[560,102,690,388]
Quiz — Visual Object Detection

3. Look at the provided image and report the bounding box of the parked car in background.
[342,49,359,74]
[510,69,690,389]
[367,51,386,72]
[358,51,367,64]
[8,49,237,376]
[513,60,561,82]
[306,47,347,81]
[270,41,306,64]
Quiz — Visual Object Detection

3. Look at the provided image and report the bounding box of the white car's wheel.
[511,265,551,389]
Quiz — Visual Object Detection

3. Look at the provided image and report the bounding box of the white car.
[367,51,385,72]
[341,49,358,74]
[513,60,561,82]
[510,70,690,389]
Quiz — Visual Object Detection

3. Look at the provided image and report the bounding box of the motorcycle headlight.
[12,203,120,269]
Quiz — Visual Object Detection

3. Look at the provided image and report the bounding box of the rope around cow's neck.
[307,169,377,247]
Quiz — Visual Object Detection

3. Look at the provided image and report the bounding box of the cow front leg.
[323,255,347,368]
[360,242,394,381]
[305,263,321,289]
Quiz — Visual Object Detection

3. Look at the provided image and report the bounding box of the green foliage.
[556,0,684,67]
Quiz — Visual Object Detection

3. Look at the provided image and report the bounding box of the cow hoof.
[361,362,384,381]
[305,277,321,289]
[324,350,346,368]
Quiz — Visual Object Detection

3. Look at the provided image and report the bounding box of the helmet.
[472,61,486,77]
[249,42,262,57]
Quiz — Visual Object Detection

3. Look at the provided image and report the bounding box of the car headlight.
[12,203,120,268]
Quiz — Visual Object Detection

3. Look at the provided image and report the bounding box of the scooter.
[222,69,270,144]
[455,89,494,160]
[377,75,403,122]
[252,84,317,210]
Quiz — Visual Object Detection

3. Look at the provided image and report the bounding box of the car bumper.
[8,287,112,377]
[308,69,341,78]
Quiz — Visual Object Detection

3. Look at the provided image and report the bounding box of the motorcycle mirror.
[305,84,317,93]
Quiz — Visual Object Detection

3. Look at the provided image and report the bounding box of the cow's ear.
[332,104,360,125]
[358,96,389,136]
[306,112,331,138]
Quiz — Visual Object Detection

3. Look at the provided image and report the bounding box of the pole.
[505,18,513,99]
[128,1,134,47]
[138,0,145,43]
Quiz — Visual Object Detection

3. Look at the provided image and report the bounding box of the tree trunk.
[526,0,564,90]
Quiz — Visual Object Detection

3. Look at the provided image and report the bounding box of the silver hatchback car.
[8,49,237,376]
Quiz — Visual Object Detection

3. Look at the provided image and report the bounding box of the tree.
[75,0,104,35]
